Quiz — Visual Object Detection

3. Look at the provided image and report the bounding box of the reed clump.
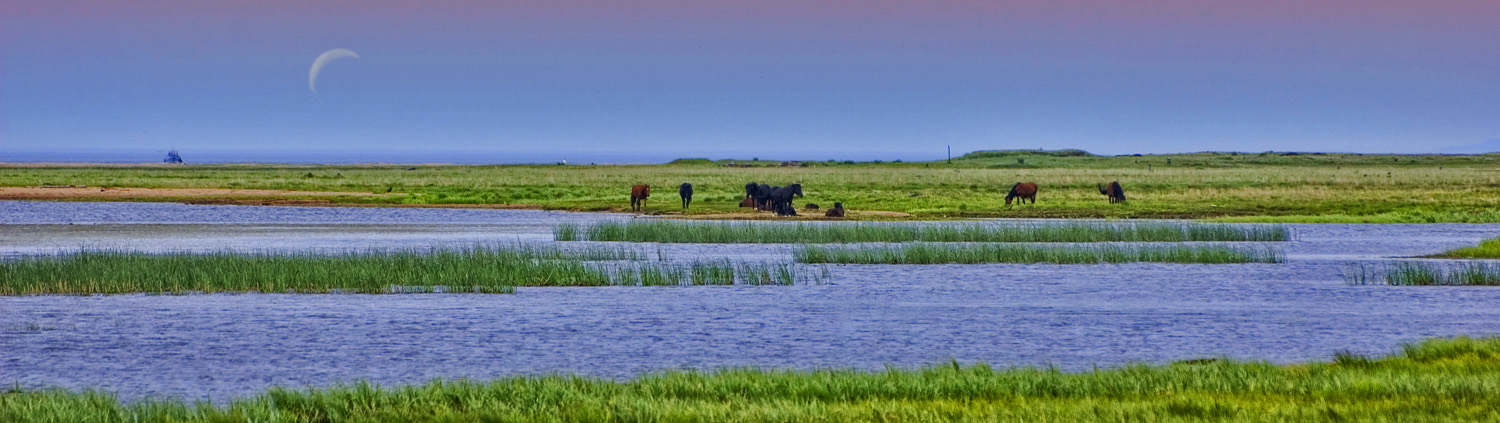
[1345,262,1500,286]
[556,221,1289,243]
[795,243,1283,264]
[0,247,818,295]
[5,337,1500,422]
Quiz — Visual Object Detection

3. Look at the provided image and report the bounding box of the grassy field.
[4,336,1499,422]
[0,247,815,295]
[795,243,1282,264]
[7,151,1500,221]
[556,221,1289,243]
[1345,262,1500,286]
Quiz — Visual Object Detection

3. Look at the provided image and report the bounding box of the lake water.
[3,200,1500,402]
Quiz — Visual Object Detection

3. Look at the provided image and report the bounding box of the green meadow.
[556,221,1289,243]
[0,247,814,295]
[7,150,1500,221]
[795,243,1283,264]
[5,337,1499,422]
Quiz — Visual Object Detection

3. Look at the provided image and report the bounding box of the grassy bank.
[1345,262,1500,286]
[5,337,1500,422]
[795,243,1283,264]
[8,152,1500,221]
[1425,237,1500,259]
[555,221,1289,243]
[0,247,816,295]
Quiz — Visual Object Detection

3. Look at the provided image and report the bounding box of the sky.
[2,0,1497,160]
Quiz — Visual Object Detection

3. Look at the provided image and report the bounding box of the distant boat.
[163,149,184,164]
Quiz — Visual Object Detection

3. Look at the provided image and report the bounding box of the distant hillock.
[959,149,1093,159]
[1439,139,1500,154]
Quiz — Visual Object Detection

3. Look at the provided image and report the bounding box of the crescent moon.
[309,48,359,94]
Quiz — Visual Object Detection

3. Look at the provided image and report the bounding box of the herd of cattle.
[627,181,1127,216]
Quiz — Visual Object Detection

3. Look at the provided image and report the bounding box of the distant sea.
[0,149,944,165]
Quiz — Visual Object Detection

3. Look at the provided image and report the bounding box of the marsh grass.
[795,243,1283,264]
[556,221,1289,243]
[603,261,819,286]
[0,247,819,295]
[6,337,1500,422]
[1209,210,1500,224]
[1344,262,1500,286]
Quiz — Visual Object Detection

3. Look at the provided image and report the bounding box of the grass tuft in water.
[5,337,1500,422]
[795,243,1282,264]
[1344,262,1500,286]
[0,247,820,295]
[557,221,1289,243]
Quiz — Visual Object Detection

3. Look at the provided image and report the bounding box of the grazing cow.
[630,184,651,211]
[739,197,757,208]
[679,183,693,209]
[744,182,759,199]
[769,184,803,214]
[1098,181,1126,203]
[804,203,820,211]
[825,202,845,218]
[1005,182,1038,205]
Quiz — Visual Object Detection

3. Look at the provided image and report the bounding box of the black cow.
[679,183,694,209]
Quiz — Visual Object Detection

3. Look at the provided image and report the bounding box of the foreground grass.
[5,337,1500,422]
[9,151,1500,221]
[0,247,815,295]
[556,221,1289,243]
[796,243,1283,264]
[1345,262,1500,286]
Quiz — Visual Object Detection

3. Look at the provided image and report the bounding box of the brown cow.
[739,197,756,208]
[1005,182,1038,205]
[824,202,845,218]
[630,184,651,211]
[1098,181,1126,203]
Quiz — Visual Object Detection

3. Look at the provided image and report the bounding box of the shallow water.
[3,200,1500,402]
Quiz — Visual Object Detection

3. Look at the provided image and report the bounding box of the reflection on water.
[3,200,1500,401]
